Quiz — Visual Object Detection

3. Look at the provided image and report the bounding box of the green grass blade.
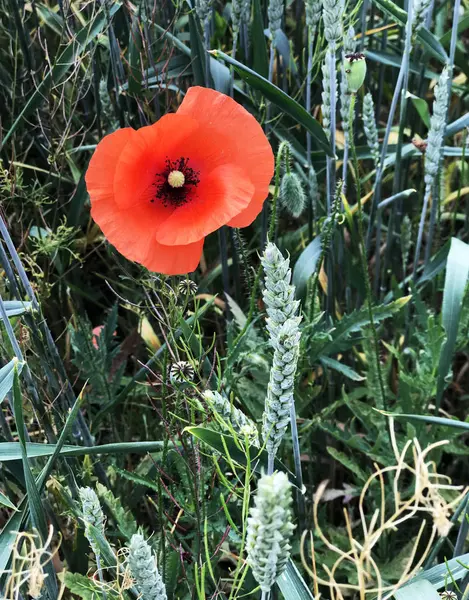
[382,411,469,431]
[0,3,121,151]
[394,579,441,599]
[0,440,166,461]
[12,367,58,598]
[211,50,334,157]
[251,0,269,78]
[128,14,143,95]
[436,238,469,407]
[0,358,23,403]
[187,1,207,86]
[0,491,17,511]
[292,235,323,298]
[415,552,469,587]
[372,0,447,62]
[276,560,315,599]
[0,300,32,319]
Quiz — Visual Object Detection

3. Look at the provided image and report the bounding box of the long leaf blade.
[211,50,334,157]
[436,238,469,406]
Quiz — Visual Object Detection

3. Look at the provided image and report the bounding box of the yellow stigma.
[167,170,185,188]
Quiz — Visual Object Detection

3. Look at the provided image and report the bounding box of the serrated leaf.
[59,572,115,600]
[327,447,368,482]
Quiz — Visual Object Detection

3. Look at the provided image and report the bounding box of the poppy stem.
[348,94,387,413]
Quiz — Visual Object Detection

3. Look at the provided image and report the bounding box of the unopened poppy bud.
[344,53,366,93]
[279,172,306,218]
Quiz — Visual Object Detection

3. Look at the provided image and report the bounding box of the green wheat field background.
[1,0,469,598]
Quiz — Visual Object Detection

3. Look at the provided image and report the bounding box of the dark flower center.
[153,157,200,207]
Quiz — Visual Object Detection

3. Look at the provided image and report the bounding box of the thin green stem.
[349,94,387,411]
[230,143,287,351]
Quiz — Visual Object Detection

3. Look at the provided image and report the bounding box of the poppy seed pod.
[345,53,367,93]
[279,172,306,218]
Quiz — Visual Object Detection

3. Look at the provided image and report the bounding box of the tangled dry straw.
[301,419,468,600]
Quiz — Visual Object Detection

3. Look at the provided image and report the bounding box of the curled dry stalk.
[301,420,468,599]
[5,526,60,600]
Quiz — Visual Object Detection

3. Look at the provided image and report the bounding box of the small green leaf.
[407,92,431,129]
[292,235,322,298]
[0,491,17,511]
[59,572,115,600]
[186,426,301,489]
[320,356,365,381]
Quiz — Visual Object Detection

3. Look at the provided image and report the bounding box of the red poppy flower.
[85,87,274,275]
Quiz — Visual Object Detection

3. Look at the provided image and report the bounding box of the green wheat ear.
[79,487,105,558]
[246,471,296,593]
[128,534,167,600]
[261,243,302,460]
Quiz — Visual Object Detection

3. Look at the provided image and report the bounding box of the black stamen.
[153,157,200,207]
[345,52,365,63]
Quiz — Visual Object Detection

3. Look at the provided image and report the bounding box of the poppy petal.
[154,165,254,246]
[85,128,135,204]
[91,199,203,275]
[177,87,274,227]
[145,239,204,275]
[113,113,200,209]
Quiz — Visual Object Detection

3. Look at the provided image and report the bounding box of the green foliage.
[1,0,469,599]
